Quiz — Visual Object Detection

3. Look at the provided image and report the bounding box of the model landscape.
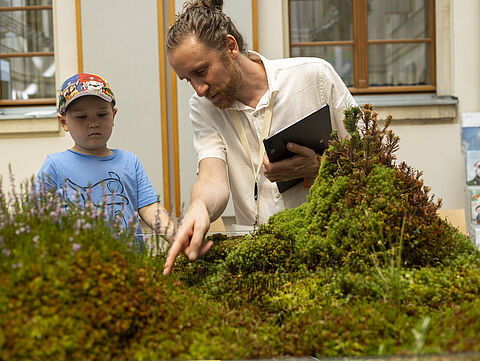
[1,105,479,360]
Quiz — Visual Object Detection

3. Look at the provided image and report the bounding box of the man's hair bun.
[168,0,247,54]
[203,0,223,10]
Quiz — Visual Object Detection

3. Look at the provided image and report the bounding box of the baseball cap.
[58,73,116,115]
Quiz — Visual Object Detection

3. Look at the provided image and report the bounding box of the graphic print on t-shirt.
[63,171,130,228]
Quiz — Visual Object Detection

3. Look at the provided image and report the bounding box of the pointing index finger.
[163,233,187,275]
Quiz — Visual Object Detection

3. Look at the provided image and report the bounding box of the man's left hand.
[262,142,320,182]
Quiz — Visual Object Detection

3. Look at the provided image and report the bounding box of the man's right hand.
[162,200,213,275]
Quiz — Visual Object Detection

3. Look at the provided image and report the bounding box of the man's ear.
[226,34,239,58]
[58,114,69,132]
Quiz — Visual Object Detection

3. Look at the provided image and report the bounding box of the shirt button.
[253,113,258,118]
[274,193,281,200]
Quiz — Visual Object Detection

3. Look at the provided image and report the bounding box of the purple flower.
[72,243,81,252]
[32,235,40,246]
[75,219,84,229]
[50,210,59,220]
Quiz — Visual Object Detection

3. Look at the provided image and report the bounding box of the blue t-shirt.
[36,149,158,236]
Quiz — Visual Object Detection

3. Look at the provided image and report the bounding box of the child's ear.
[58,114,69,132]
[112,107,118,125]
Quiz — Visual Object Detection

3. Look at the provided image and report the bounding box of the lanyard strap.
[228,92,276,227]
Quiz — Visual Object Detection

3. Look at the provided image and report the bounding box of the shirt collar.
[67,148,118,160]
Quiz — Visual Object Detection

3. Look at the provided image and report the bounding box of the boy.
[36,73,172,240]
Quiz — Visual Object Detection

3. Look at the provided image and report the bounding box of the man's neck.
[235,53,268,109]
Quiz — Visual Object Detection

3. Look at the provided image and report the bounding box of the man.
[163,0,357,275]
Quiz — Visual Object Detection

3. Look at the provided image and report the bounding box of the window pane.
[0,0,51,6]
[291,45,353,87]
[368,43,430,86]
[368,0,429,40]
[0,10,53,53]
[0,56,55,100]
[290,0,352,42]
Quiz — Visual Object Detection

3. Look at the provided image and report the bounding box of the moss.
[270,105,472,271]
[169,105,480,358]
[3,105,480,359]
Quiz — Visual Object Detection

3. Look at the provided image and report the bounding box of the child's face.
[58,95,117,156]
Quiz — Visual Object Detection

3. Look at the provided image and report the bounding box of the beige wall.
[389,0,480,211]
[79,0,165,200]
[258,0,285,60]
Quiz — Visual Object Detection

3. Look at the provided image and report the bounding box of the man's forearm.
[190,177,229,221]
[190,158,230,221]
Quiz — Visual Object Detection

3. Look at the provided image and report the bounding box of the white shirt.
[190,53,357,226]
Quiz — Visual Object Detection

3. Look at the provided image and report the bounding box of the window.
[288,0,435,94]
[0,0,55,106]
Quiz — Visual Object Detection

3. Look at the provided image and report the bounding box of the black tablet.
[263,104,332,193]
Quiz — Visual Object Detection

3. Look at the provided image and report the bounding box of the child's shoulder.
[114,149,139,160]
[112,149,145,166]
[38,150,78,176]
[45,150,74,161]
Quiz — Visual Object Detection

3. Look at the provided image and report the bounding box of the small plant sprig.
[328,104,400,177]
[144,197,178,256]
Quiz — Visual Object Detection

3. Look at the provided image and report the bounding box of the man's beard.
[209,54,243,109]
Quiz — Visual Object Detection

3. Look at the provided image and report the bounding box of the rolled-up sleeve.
[190,97,227,166]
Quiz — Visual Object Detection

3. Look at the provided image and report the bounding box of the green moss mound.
[266,105,472,271]
[3,105,480,360]
[172,105,480,358]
